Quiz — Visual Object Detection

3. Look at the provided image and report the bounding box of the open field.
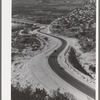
[12,1,85,24]
[12,0,87,6]
[12,5,72,24]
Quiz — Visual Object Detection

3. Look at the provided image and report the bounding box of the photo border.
[0,0,1,99]
[97,0,100,100]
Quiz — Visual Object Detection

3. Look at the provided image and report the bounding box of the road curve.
[12,18,95,98]
[37,28,95,99]
[47,36,95,99]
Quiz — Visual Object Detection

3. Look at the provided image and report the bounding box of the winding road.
[38,30,95,99]
[12,19,95,99]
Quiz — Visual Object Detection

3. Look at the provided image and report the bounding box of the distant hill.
[12,0,89,24]
[12,0,88,6]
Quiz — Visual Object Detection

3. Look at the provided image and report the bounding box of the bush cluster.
[11,85,76,100]
[12,34,41,52]
[68,47,91,77]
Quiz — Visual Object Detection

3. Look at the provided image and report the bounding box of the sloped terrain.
[50,0,96,52]
[50,0,96,81]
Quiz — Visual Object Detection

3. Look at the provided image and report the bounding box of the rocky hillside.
[50,0,96,52]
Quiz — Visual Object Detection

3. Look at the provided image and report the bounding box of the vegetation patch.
[51,0,96,52]
[89,65,95,73]
[11,30,42,62]
[12,33,41,51]
[11,85,76,100]
[68,47,91,77]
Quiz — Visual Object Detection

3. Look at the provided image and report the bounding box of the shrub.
[48,89,75,100]
[89,65,95,73]
[44,37,48,41]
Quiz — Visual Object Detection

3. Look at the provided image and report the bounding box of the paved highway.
[18,23,95,99]
[12,19,95,99]
[47,36,95,99]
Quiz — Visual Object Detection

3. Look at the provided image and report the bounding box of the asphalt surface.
[48,36,95,99]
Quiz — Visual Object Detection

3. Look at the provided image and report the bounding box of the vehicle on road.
[59,67,64,70]
[54,50,57,52]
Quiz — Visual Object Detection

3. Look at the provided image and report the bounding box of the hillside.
[50,0,96,52]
